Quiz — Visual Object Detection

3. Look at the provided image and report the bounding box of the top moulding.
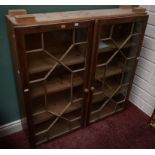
[6,7,146,26]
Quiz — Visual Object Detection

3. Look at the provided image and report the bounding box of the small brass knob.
[84,88,89,93]
[91,86,95,92]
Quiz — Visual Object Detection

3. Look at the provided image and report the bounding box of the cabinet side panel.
[6,18,36,147]
[6,17,26,128]
[14,28,36,147]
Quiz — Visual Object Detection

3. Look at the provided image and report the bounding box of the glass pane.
[90,21,143,123]
[123,59,136,84]
[112,84,129,103]
[115,102,125,112]
[90,100,116,123]
[97,49,116,65]
[73,70,85,99]
[44,30,72,59]
[112,23,133,41]
[27,51,55,78]
[75,28,88,42]
[121,35,141,59]
[25,27,89,144]
[133,22,144,34]
[25,33,42,51]
[100,25,113,39]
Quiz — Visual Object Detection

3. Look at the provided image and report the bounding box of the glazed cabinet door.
[89,17,148,123]
[15,21,93,145]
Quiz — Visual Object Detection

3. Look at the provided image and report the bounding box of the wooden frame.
[87,15,148,125]
[150,109,155,128]
[14,20,94,146]
[6,8,148,147]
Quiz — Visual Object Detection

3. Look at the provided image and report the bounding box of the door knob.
[90,86,95,92]
[84,88,89,93]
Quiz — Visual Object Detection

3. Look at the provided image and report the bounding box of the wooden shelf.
[98,38,137,53]
[93,90,125,105]
[92,92,107,104]
[90,98,125,123]
[33,85,124,125]
[28,47,85,75]
[95,62,124,81]
[33,79,125,126]
[31,73,83,98]
[106,63,123,77]
[33,98,82,125]
[103,80,121,97]
[98,40,116,53]
[94,80,121,98]
[114,39,137,48]
[34,116,81,144]
[96,61,132,82]
[32,88,83,125]
[91,97,115,113]
[90,101,116,123]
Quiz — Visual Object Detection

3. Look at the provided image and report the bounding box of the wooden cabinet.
[6,8,148,146]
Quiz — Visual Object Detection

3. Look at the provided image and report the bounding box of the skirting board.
[0,119,24,138]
